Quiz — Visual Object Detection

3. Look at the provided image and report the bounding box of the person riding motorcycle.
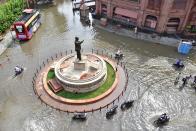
[115,49,121,57]
[115,48,123,59]
[159,113,167,122]
[14,66,23,76]
[194,76,196,83]
[174,59,184,68]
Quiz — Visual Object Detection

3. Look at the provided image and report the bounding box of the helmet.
[75,37,79,41]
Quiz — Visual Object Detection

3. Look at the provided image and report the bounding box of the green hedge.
[47,70,55,80]
[0,0,25,33]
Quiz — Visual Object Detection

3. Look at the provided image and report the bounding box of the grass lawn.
[47,62,116,100]
[47,70,55,80]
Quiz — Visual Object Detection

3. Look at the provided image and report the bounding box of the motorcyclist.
[154,113,169,126]
[159,113,167,122]
[176,59,181,65]
[14,66,23,76]
[115,49,121,57]
[194,76,196,83]
[115,48,124,59]
[174,59,184,68]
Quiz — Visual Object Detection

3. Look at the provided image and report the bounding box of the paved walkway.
[34,55,127,112]
[93,19,181,47]
[0,31,15,55]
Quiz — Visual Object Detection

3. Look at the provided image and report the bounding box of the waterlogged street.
[0,0,196,131]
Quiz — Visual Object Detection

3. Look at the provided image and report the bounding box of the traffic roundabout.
[33,51,128,113]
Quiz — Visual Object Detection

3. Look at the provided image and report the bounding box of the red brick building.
[95,0,196,36]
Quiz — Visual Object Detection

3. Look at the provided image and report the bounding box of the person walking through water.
[182,77,188,87]
[193,76,196,92]
[134,26,138,34]
[193,76,196,84]
[74,37,84,61]
[174,72,181,85]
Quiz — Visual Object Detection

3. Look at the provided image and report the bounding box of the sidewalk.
[93,19,180,47]
[0,31,15,55]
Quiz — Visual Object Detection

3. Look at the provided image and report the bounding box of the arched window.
[166,18,180,33]
[144,15,157,29]
[101,4,107,15]
[147,0,162,10]
[191,13,196,21]
[173,0,187,9]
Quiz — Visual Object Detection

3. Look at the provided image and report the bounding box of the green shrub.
[0,0,26,33]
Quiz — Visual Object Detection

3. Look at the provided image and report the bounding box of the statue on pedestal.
[74,37,84,61]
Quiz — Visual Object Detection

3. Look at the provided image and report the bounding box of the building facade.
[95,0,196,36]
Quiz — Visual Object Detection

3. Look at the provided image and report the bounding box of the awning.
[115,8,138,19]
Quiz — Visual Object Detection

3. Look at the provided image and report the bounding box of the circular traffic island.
[54,54,107,93]
[34,52,128,112]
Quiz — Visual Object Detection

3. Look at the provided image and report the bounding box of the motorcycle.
[72,113,87,121]
[14,67,24,77]
[106,105,118,119]
[154,114,170,126]
[172,63,184,70]
[115,53,124,60]
[120,100,134,111]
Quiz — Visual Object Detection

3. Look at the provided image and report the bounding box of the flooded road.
[0,0,196,131]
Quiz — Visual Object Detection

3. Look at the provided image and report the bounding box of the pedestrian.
[192,40,196,46]
[6,55,10,61]
[134,26,138,34]
[191,75,196,89]
[194,76,196,83]
[186,75,192,84]
[182,77,187,87]
[174,72,181,85]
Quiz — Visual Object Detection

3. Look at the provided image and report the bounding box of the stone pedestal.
[74,61,86,70]
[55,54,107,93]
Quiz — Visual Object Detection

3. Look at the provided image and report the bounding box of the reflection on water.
[0,0,196,131]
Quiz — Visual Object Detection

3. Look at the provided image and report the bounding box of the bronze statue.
[75,37,84,61]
